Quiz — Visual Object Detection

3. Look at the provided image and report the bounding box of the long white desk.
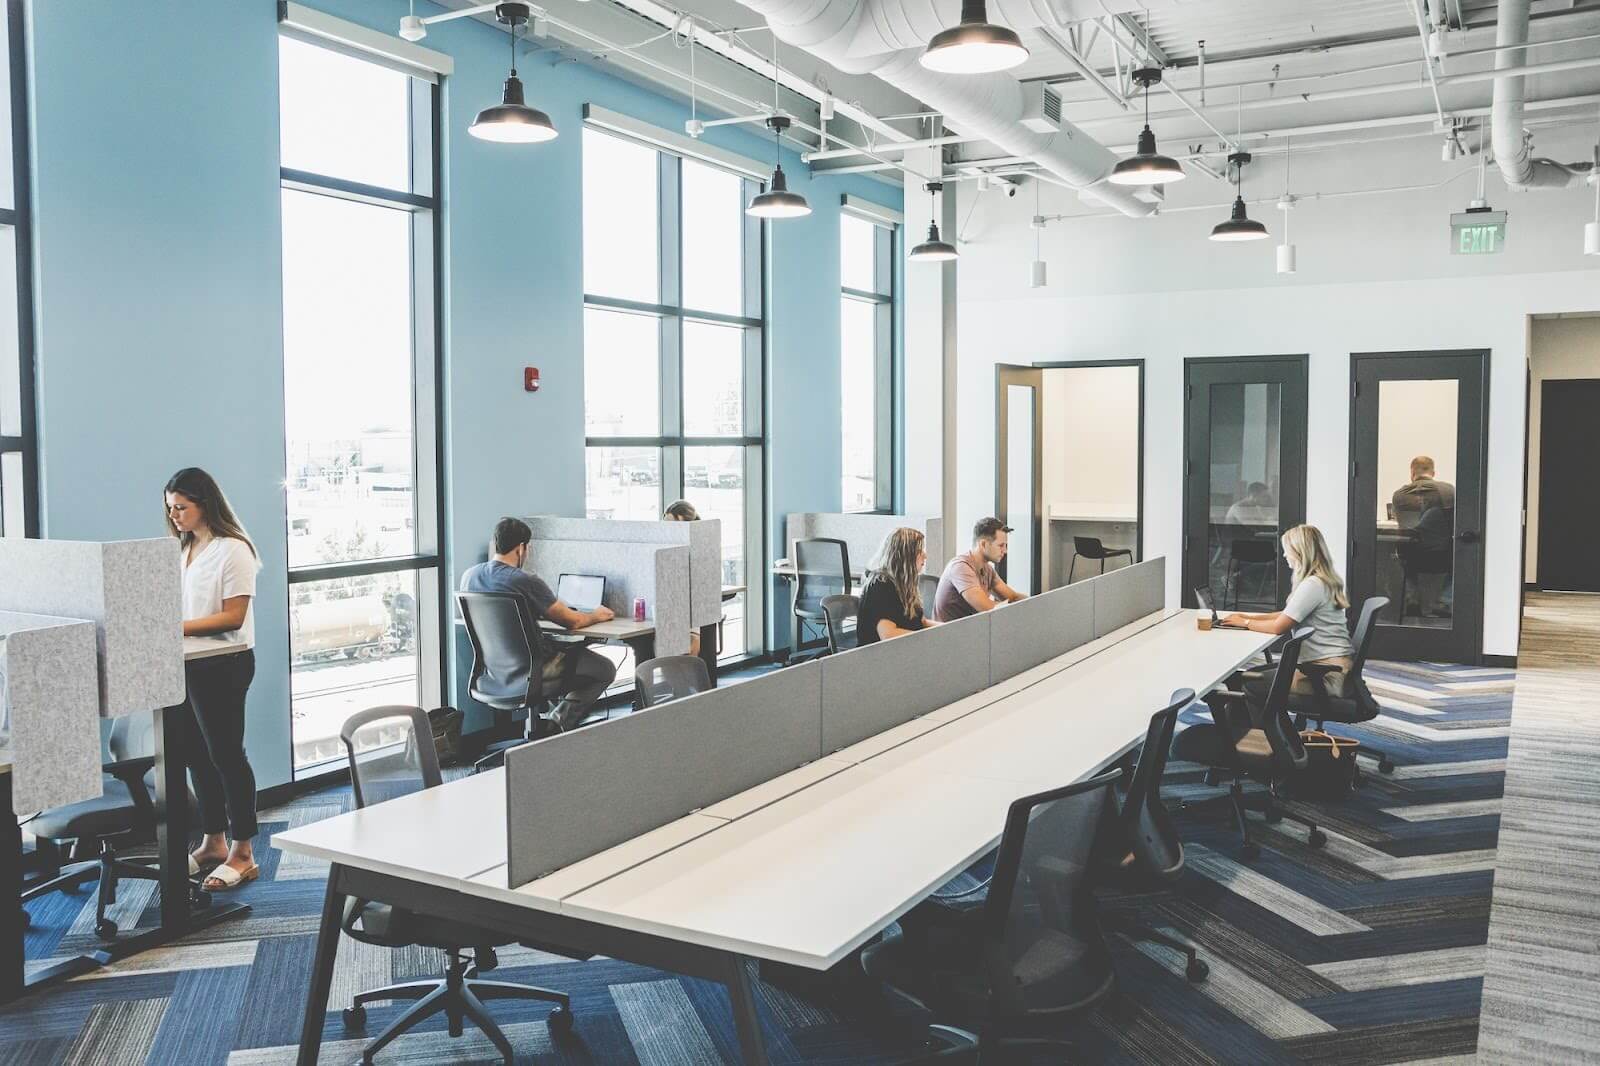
[278,608,1269,1065]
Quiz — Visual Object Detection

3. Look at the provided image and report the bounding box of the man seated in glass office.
[933,516,1028,621]
[459,517,618,731]
[1388,454,1456,623]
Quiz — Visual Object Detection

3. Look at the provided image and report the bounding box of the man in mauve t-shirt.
[934,517,1028,621]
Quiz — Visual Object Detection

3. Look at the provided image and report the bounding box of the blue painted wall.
[26,0,901,787]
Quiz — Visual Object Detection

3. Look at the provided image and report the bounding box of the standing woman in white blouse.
[164,468,261,891]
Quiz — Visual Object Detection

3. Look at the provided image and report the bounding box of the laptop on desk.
[557,574,607,614]
[1194,586,1247,629]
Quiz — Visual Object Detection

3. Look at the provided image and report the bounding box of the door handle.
[1458,530,1480,544]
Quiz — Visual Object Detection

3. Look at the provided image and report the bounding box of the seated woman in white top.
[1222,523,1356,709]
[166,467,262,892]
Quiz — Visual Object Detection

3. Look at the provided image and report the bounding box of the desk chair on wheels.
[334,706,575,1066]
[1067,537,1132,584]
[862,771,1124,1063]
[457,591,579,771]
[1290,596,1396,776]
[791,538,851,661]
[635,655,710,708]
[1223,536,1278,610]
[821,594,859,655]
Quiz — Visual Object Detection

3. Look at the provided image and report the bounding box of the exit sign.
[1451,210,1507,255]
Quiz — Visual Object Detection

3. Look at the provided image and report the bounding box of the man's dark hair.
[492,517,533,555]
[973,516,1012,542]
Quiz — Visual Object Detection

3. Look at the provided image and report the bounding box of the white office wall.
[1376,380,1459,518]
[946,129,1600,659]
[1041,365,1140,518]
[1526,316,1600,580]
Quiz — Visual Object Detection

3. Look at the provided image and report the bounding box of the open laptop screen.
[557,574,606,613]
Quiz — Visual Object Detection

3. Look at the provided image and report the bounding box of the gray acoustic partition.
[522,516,722,628]
[989,581,1095,683]
[819,611,991,754]
[521,540,692,656]
[785,513,944,575]
[1092,557,1166,637]
[506,659,824,886]
[0,611,104,810]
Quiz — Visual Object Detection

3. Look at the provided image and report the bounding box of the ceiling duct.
[741,0,1185,217]
[1492,0,1582,190]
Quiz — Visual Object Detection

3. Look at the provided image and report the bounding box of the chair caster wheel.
[546,1005,573,1035]
[1379,760,1395,775]
[342,1005,367,1029]
[1240,842,1261,861]
[1186,959,1210,983]
[1308,829,1327,849]
[95,918,119,941]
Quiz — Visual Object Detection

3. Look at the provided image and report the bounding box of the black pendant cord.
[509,11,518,78]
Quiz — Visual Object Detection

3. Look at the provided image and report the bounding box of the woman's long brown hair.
[869,527,926,622]
[164,467,258,558]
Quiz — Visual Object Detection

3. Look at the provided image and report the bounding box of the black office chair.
[1397,540,1452,623]
[821,593,859,655]
[1097,689,1209,983]
[24,715,168,941]
[918,572,941,616]
[1067,536,1133,584]
[1289,596,1396,775]
[456,591,579,771]
[1172,627,1327,860]
[1224,535,1278,610]
[336,706,573,1065]
[862,770,1123,1061]
[634,654,710,708]
[792,538,851,658]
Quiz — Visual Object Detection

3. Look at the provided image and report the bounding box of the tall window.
[0,1,35,539]
[278,36,443,771]
[840,213,894,512]
[581,126,764,665]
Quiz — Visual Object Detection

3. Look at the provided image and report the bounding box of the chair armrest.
[1298,662,1339,676]
[104,756,156,785]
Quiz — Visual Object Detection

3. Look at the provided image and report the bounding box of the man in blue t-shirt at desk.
[459,517,618,731]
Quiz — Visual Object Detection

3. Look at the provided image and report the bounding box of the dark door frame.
[1181,354,1310,609]
[1346,349,1490,663]
[994,364,1044,592]
[1030,359,1146,564]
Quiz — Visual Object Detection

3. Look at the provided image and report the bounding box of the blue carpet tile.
[0,659,1506,1064]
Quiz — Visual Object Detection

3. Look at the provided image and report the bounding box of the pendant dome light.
[1110,68,1185,186]
[470,2,557,144]
[1210,90,1267,241]
[920,0,1029,74]
[747,33,810,219]
[910,182,958,261]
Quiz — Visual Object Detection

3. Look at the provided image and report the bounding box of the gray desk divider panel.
[785,513,943,576]
[0,612,104,810]
[521,516,722,628]
[819,611,991,754]
[0,539,184,716]
[505,659,824,886]
[1091,557,1166,637]
[989,582,1095,683]
[523,540,690,656]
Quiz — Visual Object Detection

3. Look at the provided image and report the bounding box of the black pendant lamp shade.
[747,116,811,219]
[920,0,1029,74]
[1210,152,1269,241]
[1109,68,1185,186]
[909,182,958,261]
[470,3,558,144]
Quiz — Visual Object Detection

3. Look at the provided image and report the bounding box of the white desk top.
[538,617,654,641]
[273,608,1270,971]
[183,636,250,661]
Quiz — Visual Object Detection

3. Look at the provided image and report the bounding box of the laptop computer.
[557,573,607,613]
[1194,586,1247,629]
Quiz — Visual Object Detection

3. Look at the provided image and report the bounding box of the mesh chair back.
[1073,536,1105,557]
[107,714,152,762]
[918,573,940,615]
[457,591,545,709]
[794,538,850,619]
[982,769,1121,1018]
[1260,628,1311,772]
[821,594,858,655]
[635,655,711,708]
[1230,536,1277,564]
[340,705,441,810]
[1349,596,1389,680]
[1117,689,1193,880]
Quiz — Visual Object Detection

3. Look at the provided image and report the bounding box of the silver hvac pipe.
[1493,0,1574,188]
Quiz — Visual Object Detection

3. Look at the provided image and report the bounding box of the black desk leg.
[722,952,770,1066]
[0,772,23,1002]
[698,622,719,687]
[297,867,346,1066]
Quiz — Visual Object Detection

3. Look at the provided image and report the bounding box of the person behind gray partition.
[459,517,617,730]
[933,516,1027,622]
[662,499,704,658]
[857,527,938,646]
[165,467,262,893]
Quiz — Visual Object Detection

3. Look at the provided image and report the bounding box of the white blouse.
[182,536,259,650]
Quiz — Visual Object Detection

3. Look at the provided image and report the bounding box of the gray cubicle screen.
[989,581,1095,683]
[819,611,991,754]
[505,660,824,887]
[1091,558,1165,637]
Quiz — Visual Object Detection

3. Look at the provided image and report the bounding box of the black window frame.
[0,0,37,539]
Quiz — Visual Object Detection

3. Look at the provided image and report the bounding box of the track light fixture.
[469,3,558,144]
[1110,68,1186,186]
[920,0,1028,74]
[909,182,958,261]
[1210,152,1268,241]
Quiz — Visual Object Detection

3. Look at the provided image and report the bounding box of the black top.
[856,573,924,647]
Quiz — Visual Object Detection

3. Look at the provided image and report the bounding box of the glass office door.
[1182,357,1308,609]
[995,365,1043,595]
[1348,350,1487,662]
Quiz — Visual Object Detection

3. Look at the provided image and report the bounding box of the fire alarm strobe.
[524,367,540,392]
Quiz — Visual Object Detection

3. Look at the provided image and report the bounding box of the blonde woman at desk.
[857,527,938,646]
[164,467,261,892]
[663,500,704,657]
[1221,523,1356,711]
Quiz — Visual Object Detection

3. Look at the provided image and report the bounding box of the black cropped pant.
[181,649,258,841]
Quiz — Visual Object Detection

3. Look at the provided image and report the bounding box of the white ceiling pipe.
[1493,0,1575,188]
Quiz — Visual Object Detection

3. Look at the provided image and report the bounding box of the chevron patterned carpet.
[0,659,1508,1064]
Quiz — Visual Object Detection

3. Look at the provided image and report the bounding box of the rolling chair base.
[911,1023,1080,1064]
[22,847,162,942]
[1197,775,1327,860]
[342,950,571,1065]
